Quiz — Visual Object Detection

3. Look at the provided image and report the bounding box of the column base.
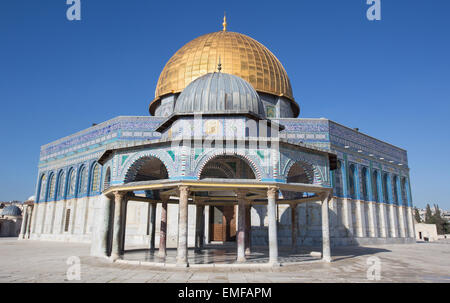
[268,261,281,267]
[322,256,332,263]
[176,262,189,268]
[158,251,166,258]
[236,256,246,263]
[110,253,122,261]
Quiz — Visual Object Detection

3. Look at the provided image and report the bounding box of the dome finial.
[222,12,227,31]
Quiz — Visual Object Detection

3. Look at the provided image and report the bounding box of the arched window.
[334,160,343,197]
[78,166,87,196]
[67,169,76,197]
[56,171,66,200]
[64,209,71,232]
[47,173,56,201]
[348,164,356,199]
[38,174,47,202]
[401,177,407,206]
[90,164,101,193]
[372,170,379,202]
[361,167,368,201]
[393,175,399,205]
[382,173,389,203]
[104,167,111,190]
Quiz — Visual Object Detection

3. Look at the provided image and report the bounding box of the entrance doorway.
[209,205,236,242]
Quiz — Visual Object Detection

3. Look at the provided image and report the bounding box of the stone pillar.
[40,202,47,234]
[236,190,247,263]
[291,203,298,251]
[398,206,407,238]
[31,203,38,235]
[90,194,112,258]
[355,200,366,238]
[378,203,388,238]
[120,197,128,254]
[322,195,332,262]
[200,205,205,249]
[389,204,398,238]
[204,205,210,245]
[177,185,190,267]
[245,204,252,255]
[25,206,33,239]
[328,198,338,238]
[59,200,67,234]
[148,203,157,250]
[368,202,378,238]
[267,187,279,265]
[18,205,29,240]
[111,191,126,260]
[408,207,416,239]
[158,197,168,258]
[195,204,204,253]
[342,198,353,237]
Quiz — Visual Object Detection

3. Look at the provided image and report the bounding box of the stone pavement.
[0,238,449,283]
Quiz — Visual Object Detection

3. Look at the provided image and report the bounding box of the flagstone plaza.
[1,238,449,283]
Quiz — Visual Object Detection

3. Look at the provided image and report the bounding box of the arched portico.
[92,178,333,267]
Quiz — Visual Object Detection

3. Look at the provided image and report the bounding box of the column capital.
[178,185,190,195]
[235,189,248,200]
[267,186,278,197]
[160,195,170,203]
[113,191,127,200]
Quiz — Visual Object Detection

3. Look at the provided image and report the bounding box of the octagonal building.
[20,22,415,266]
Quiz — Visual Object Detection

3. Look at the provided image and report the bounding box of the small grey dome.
[174,72,265,117]
[1,205,22,217]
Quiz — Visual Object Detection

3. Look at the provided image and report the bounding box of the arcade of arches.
[89,155,332,266]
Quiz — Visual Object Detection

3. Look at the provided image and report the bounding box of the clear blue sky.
[0,0,449,209]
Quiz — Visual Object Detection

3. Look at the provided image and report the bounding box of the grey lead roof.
[174,72,266,117]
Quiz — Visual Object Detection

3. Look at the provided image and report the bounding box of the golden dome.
[150,30,298,116]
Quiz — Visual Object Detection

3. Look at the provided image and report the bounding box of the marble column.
[90,194,112,258]
[389,204,398,238]
[177,185,190,267]
[368,202,378,238]
[378,203,388,238]
[267,187,279,265]
[148,203,157,250]
[291,203,298,251]
[355,200,366,238]
[398,206,407,238]
[111,191,126,260]
[204,205,210,245]
[19,205,29,240]
[195,204,204,253]
[322,195,332,262]
[120,197,128,254]
[236,190,247,263]
[245,204,252,255]
[407,207,415,238]
[199,205,205,249]
[342,198,353,237]
[158,197,168,258]
[25,206,33,239]
[31,203,38,235]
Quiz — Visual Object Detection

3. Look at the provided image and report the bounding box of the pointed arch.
[89,162,101,194]
[37,173,47,202]
[67,167,76,197]
[56,170,66,200]
[47,172,56,202]
[195,150,262,180]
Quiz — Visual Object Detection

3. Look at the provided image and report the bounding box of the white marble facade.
[27,195,415,247]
